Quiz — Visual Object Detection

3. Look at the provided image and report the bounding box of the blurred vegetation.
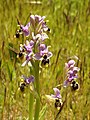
[0,0,90,119]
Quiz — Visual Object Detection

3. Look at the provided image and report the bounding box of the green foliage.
[0,0,90,119]
[39,104,47,120]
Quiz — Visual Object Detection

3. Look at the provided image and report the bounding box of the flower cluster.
[64,59,80,90]
[16,15,52,91]
[17,15,52,67]
[46,59,80,111]
[15,15,80,119]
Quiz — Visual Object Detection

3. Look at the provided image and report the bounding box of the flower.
[64,70,78,87]
[46,88,62,100]
[22,75,34,84]
[51,88,62,99]
[36,33,48,41]
[21,52,33,67]
[24,40,34,52]
[19,75,35,92]
[21,40,34,66]
[67,70,78,81]
[30,15,45,27]
[17,15,52,67]
[34,44,52,60]
[21,22,30,36]
[30,15,49,33]
[65,59,75,70]
[46,88,62,110]
[42,21,50,32]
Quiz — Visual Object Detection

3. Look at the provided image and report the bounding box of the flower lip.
[71,80,79,91]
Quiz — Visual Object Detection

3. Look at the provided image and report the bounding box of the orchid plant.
[46,59,80,119]
[64,59,80,90]
[15,14,80,120]
[16,15,52,120]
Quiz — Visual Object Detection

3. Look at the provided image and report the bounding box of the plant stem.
[29,93,34,120]
[29,63,35,120]
[34,61,40,120]
[34,98,40,120]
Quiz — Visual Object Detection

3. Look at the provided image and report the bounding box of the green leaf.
[39,104,47,120]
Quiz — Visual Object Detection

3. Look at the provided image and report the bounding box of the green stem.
[34,61,40,120]
[34,98,40,120]
[29,64,35,120]
[29,93,34,120]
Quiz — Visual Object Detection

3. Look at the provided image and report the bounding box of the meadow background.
[0,0,90,120]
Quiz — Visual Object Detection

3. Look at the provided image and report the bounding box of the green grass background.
[0,0,90,119]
